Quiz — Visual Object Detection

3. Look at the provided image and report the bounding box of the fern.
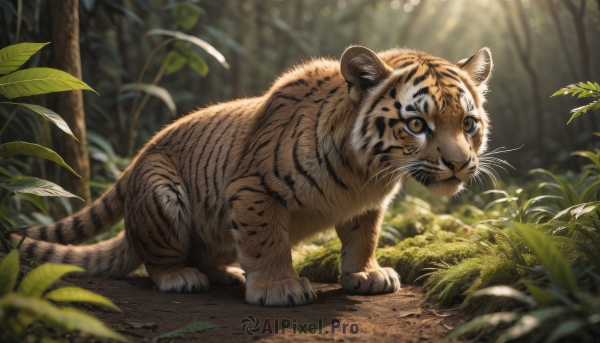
[551,82,600,124]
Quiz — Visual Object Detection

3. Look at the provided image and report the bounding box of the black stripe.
[413,70,430,86]
[413,87,429,98]
[24,240,37,258]
[404,67,418,84]
[101,196,113,219]
[292,138,324,196]
[41,246,55,262]
[324,153,348,189]
[375,117,386,138]
[61,250,73,264]
[38,226,48,241]
[72,216,85,242]
[90,205,103,233]
[54,222,65,244]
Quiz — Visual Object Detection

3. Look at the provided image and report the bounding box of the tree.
[49,0,91,209]
[499,0,545,143]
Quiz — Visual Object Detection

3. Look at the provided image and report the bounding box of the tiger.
[10,45,493,307]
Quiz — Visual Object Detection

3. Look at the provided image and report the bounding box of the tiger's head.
[342,46,493,196]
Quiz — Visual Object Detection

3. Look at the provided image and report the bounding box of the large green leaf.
[443,312,519,341]
[508,223,577,292]
[146,29,229,68]
[173,42,208,77]
[495,307,568,343]
[0,67,97,99]
[0,294,126,342]
[173,3,204,30]
[0,249,19,296]
[120,83,175,115]
[0,102,78,140]
[546,319,585,343]
[44,287,120,311]
[525,283,557,305]
[163,50,187,74]
[153,319,219,342]
[17,263,84,298]
[0,142,80,177]
[0,42,49,75]
[469,286,537,307]
[0,176,82,200]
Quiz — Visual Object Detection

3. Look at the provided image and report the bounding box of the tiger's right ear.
[341,46,392,103]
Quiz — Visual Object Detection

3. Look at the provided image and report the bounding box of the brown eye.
[407,118,426,133]
[463,117,476,133]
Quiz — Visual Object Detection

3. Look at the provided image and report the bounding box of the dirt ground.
[67,275,467,343]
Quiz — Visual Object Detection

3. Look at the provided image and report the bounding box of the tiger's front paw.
[340,267,400,294]
[246,276,316,307]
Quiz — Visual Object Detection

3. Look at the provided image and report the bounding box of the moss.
[378,236,479,283]
[424,252,538,314]
[294,239,341,282]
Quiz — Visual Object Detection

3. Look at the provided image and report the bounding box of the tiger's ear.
[341,46,392,103]
[457,47,493,87]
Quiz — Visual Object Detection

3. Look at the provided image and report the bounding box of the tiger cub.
[12,45,493,307]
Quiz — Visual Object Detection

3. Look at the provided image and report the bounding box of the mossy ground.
[292,195,541,315]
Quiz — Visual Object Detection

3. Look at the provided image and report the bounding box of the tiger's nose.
[442,158,469,173]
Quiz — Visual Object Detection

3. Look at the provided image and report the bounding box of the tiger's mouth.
[411,170,465,195]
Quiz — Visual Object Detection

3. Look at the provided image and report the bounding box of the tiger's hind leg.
[125,152,210,294]
[202,265,246,285]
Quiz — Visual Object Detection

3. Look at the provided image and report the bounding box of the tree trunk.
[500,0,545,143]
[50,0,91,209]
[546,0,579,81]
[564,0,598,131]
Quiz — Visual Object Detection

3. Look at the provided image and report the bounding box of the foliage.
[435,84,600,341]
[152,318,219,343]
[0,249,126,342]
[0,42,96,250]
[552,82,600,127]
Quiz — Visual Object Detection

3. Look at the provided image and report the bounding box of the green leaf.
[508,223,577,292]
[120,83,176,115]
[163,50,186,74]
[0,142,80,177]
[0,294,127,342]
[44,286,121,311]
[188,54,208,77]
[0,249,20,296]
[17,263,84,298]
[469,286,537,307]
[442,312,519,341]
[173,3,204,30]
[525,283,557,305]
[153,319,219,342]
[0,103,78,140]
[494,307,568,343]
[146,29,229,68]
[0,176,83,199]
[546,319,586,343]
[0,67,98,99]
[0,42,49,75]
[173,41,208,77]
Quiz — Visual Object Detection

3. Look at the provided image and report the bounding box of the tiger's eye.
[408,118,425,133]
[463,117,474,132]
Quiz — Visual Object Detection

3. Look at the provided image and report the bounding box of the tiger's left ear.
[457,47,493,87]
[341,45,392,103]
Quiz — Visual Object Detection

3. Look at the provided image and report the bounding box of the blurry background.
[0,0,599,203]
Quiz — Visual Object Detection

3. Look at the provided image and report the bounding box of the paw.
[155,267,210,293]
[340,267,400,294]
[246,277,316,307]
[205,266,246,285]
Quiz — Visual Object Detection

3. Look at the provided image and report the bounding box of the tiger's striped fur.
[11,45,493,307]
